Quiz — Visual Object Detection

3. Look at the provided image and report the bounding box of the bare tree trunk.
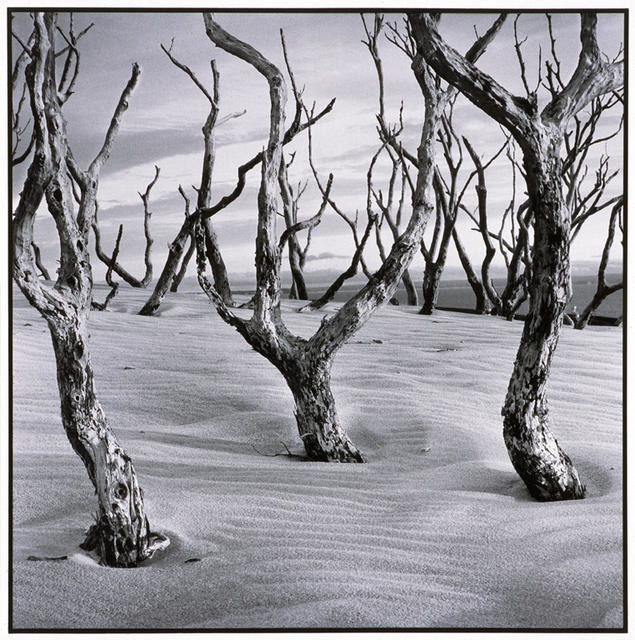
[139,218,194,315]
[282,358,363,462]
[572,197,623,330]
[48,315,166,565]
[203,217,234,306]
[288,250,308,299]
[502,132,585,500]
[31,241,50,279]
[170,233,195,292]
[401,268,418,305]
[12,11,168,563]
[452,227,490,313]
[412,11,622,500]
[420,261,442,314]
[499,204,531,320]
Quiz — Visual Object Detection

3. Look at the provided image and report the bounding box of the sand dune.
[11,284,623,629]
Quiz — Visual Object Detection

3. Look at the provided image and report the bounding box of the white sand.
[11,284,623,629]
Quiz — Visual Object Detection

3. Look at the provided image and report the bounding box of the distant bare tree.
[279,154,327,301]
[412,11,623,500]
[362,14,418,306]
[91,165,158,288]
[298,102,377,312]
[421,119,508,314]
[378,13,507,313]
[12,12,168,565]
[169,186,195,292]
[91,224,123,311]
[572,196,623,329]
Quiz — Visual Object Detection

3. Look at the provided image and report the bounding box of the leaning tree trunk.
[502,131,585,501]
[139,218,194,315]
[170,232,195,292]
[203,218,234,306]
[47,314,166,565]
[452,227,490,314]
[401,268,418,306]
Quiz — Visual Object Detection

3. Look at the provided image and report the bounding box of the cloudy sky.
[11,10,624,285]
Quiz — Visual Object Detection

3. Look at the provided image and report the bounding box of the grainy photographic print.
[8,5,625,632]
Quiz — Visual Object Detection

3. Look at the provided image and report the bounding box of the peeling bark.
[50,317,167,565]
[502,127,586,500]
[283,359,364,462]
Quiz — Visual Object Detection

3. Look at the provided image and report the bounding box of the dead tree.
[279,154,325,300]
[362,14,418,305]
[300,102,377,310]
[138,78,335,317]
[492,144,532,320]
[195,13,502,461]
[276,36,323,302]
[420,120,465,315]
[11,12,168,565]
[92,166,159,288]
[462,19,622,323]
[420,117,507,314]
[298,115,386,313]
[12,16,93,281]
[369,146,417,305]
[161,42,239,306]
[380,13,507,313]
[412,11,623,500]
[169,186,195,292]
[572,196,623,329]
[92,224,123,311]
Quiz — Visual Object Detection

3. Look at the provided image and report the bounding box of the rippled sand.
[11,284,623,630]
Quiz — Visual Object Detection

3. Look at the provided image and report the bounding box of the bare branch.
[89,63,141,178]
[161,41,216,105]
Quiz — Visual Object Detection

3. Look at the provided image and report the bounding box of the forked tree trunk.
[502,131,585,500]
[47,312,167,564]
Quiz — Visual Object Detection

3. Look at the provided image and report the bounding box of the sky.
[10,10,625,285]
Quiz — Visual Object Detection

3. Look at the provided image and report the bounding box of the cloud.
[305,251,351,262]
